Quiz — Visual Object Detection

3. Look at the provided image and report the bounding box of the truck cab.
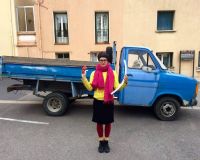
[118,46,198,120]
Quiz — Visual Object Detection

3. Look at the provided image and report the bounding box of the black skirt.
[92,98,114,124]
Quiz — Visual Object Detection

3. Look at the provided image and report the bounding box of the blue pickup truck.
[0,44,198,121]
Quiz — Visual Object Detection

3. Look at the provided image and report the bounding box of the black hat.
[98,52,109,61]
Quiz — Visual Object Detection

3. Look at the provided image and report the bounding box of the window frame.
[90,51,105,62]
[127,51,156,70]
[53,12,69,45]
[156,52,173,68]
[16,6,35,32]
[90,52,98,62]
[198,52,200,68]
[157,10,175,32]
[95,12,109,44]
[55,52,70,59]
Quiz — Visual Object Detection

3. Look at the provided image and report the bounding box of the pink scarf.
[92,64,114,103]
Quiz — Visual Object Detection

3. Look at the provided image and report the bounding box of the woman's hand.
[82,65,87,77]
[124,75,128,84]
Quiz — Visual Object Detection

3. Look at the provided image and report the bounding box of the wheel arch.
[152,94,183,107]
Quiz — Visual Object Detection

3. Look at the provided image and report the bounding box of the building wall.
[16,0,123,60]
[0,0,17,56]
[15,0,40,58]
[36,0,123,61]
[12,0,200,80]
[123,0,200,79]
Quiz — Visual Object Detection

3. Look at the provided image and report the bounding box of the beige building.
[0,0,17,56]
[123,0,200,79]
[2,0,200,80]
[14,0,123,60]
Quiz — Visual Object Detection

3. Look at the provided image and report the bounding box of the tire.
[154,97,180,121]
[43,92,69,116]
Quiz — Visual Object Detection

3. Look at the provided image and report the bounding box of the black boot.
[98,141,104,153]
[103,140,110,153]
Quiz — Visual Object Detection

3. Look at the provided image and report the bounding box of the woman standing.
[82,52,128,153]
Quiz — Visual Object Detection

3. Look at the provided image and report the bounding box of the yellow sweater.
[82,70,126,100]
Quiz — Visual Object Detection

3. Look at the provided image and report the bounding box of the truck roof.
[123,46,152,51]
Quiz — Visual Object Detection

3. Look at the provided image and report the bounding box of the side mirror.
[142,66,153,72]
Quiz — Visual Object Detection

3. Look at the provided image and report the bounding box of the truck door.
[119,49,159,106]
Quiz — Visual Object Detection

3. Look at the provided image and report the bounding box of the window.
[128,54,143,69]
[16,6,35,32]
[198,52,200,67]
[54,12,69,44]
[95,12,109,43]
[55,52,70,59]
[157,11,175,31]
[128,51,156,70]
[90,53,98,62]
[156,52,173,68]
[90,51,105,62]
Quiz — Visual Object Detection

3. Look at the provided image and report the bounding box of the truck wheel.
[43,92,69,116]
[154,97,180,121]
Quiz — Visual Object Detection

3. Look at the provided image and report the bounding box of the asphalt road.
[0,78,200,160]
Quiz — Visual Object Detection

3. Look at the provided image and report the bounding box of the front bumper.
[190,98,198,106]
[183,98,198,106]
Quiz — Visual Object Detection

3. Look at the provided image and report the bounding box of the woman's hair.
[98,52,109,61]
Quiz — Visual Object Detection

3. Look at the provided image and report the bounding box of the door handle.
[127,74,133,77]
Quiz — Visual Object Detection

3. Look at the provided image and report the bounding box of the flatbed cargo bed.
[2,56,97,67]
[0,56,97,82]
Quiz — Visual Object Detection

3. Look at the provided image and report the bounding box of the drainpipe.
[37,0,44,58]
[10,0,15,56]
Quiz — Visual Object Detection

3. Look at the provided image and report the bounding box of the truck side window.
[128,51,156,70]
[142,53,156,70]
[128,53,143,69]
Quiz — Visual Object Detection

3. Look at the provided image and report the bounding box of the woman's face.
[99,57,108,67]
